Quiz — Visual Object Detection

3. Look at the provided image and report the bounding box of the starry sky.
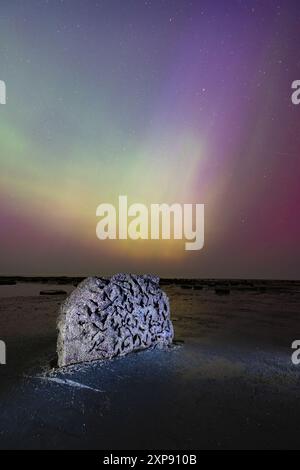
[0,0,299,279]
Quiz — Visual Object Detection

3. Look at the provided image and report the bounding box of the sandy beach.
[0,279,300,449]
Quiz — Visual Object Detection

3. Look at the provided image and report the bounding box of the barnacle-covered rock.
[57,274,173,367]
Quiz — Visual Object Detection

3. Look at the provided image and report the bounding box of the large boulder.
[57,274,173,367]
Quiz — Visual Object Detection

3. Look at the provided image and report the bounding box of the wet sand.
[0,280,300,449]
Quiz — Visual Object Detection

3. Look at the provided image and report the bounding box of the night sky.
[0,0,299,278]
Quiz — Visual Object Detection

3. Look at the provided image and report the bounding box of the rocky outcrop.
[57,274,173,367]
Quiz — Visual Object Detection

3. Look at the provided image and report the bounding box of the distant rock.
[40,290,67,296]
[215,287,230,295]
[0,279,16,285]
[57,274,174,367]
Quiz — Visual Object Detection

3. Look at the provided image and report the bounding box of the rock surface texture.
[57,274,173,367]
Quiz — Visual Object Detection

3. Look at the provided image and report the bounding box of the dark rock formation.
[215,286,230,295]
[57,274,173,367]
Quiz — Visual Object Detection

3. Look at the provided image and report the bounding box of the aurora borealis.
[0,0,300,278]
